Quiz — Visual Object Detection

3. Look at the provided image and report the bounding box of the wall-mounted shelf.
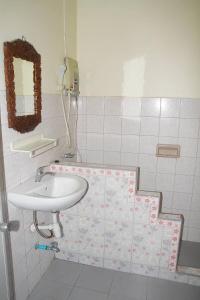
[10,135,57,157]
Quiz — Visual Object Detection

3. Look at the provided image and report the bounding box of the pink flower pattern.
[50,163,183,275]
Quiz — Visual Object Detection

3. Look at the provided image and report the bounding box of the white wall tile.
[138,154,157,173]
[189,210,200,228]
[139,135,158,155]
[4,153,22,189]
[176,157,196,175]
[182,226,188,240]
[78,96,87,115]
[122,98,141,116]
[86,150,103,164]
[26,248,40,275]
[157,157,176,174]
[86,115,104,133]
[0,92,8,125]
[179,119,199,138]
[104,116,121,134]
[77,115,86,133]
[140,117,159,136]
[139,171,156,191]
[178,138,198,157]
[77,133,87,149]
[187,228,200,242]
[159,118,179,137]
[172,193,192,210]
[86,97,105,115]
[87,133,103,150]
[121,135,139,153]
[191,193,200,211]
[197,139,200,157]
[141,98,160,117]
[103,151,120,165]
[122,117,140,135]
[77,150,87,163]
[193,176,200,194]
[120,152,138,167]
[180,99,200,119]
[156,173,175,191]
[162,191,173,210]
[195,158,200,176]
[161,98,180,117]
[174,175,194,193]
[105,97,122,115]
[104,134,121,151]
[24,228,39,254]
[11,233,26,268]
[158,136,178,144]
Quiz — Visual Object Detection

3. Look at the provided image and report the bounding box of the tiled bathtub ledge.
[50,162,184,281]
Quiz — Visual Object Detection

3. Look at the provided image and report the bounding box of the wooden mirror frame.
[4,39,41,133]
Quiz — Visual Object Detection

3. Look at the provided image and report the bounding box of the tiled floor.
[179,240,200,268]
[28,259,200,300]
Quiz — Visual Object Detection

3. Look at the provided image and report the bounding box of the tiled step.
[177,240,200,277]
[177,265,200,277]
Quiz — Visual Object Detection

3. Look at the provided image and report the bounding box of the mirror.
[4,39,41,133]
[14,58,34,116]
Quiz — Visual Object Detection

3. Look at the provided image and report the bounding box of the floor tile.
[68,287,107,300]
[179,241,200,268]
[28,260,200,300]
[110,271,147,300]
[76,264,114,293]
[27,279,73,300]
[42,259,82,285]
[147,277,200,300]
[108,293,141,300]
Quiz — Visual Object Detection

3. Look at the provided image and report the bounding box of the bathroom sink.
[7,173,88,212]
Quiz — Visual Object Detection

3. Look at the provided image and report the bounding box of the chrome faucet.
[35,165,54,182]
[49,242,60,253]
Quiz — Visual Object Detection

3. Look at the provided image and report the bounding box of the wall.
[65,0,77,59]
[76,96,200,243]
[0,0,74,299]
[77,0,200,98]
[0,93,68,300]
[0,0,64,94]
[50,163,198,285]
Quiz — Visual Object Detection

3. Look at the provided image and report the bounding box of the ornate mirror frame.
[4,39,41,133]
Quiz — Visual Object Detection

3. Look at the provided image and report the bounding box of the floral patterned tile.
[52,163,183,280]
[104,259,131,273]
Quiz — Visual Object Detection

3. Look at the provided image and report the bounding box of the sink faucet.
[35,165,54,182]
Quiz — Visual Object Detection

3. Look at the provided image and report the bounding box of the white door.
[0,115,15,300]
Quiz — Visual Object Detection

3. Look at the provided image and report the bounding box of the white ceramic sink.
[8,173,88,212]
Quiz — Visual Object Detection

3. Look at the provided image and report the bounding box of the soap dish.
[10,134,58,157]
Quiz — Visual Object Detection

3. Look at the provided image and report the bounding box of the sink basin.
[7,173,88,212]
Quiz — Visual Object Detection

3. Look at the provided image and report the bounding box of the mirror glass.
[13,58,34,116]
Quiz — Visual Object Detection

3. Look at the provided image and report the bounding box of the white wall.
[66,0,77,59]
[0,1,75,299]
[0,0,64,94]
[77,0,200,98]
